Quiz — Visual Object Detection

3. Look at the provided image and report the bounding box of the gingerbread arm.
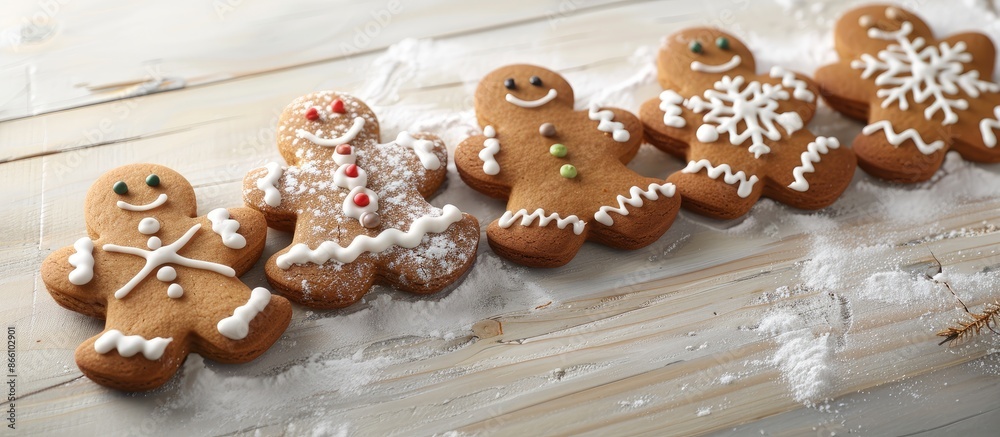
[944,32,997,79]
[389,131,449,198]
[814,61,877,122]
[454,133,515,200]
[768,67,820,124]
[242,164,305,232]
[587,107,643,163]
[639,93,698,159]
[41,242,110,319]
[193,206,268,275]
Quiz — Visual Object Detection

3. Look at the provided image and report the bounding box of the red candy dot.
[335,144,352,155]
[305,107,319,121]
[331,99,346,114]
[344,164,359,178]
[353,193,370,207]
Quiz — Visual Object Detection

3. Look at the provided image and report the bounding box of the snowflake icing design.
[852,21,1000,126]
[686,76,803,159]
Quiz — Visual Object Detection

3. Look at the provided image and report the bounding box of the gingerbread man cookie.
[243,92,479,308]
[454,65,681,267]
[640,28,857,219]
[815,5,1000,182]
[41,164,292,391]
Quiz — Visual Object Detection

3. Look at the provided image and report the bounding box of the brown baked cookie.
[815,5,1000,182]
[243,92,479,308]
[40,164,292,391]
[640,28,857,220]
[454,65,681,268]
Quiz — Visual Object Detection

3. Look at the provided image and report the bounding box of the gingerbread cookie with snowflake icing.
[40,164,292,391]
[454,64,681,267]
[243,92,479,308]
[815,5,1000,182]
[640,28,857,220]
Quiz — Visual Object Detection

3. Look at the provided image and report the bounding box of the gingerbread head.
[640,28,857,220]
[41,163,292,391]
[454,65,681,267]
[815,5,1000,182]
[243,92,480,308]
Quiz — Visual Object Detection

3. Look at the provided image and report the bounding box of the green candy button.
[113,181,128,195]
[146,174,160,187]
[560,164,577,179]
[549,143,567,158]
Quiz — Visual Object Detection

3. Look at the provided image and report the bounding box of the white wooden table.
[3,0,999,435]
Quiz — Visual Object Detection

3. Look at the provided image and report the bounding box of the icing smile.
[296,116,366,146]
[505,89,558,108]
[691,55,742,73]
[117,193,168,212]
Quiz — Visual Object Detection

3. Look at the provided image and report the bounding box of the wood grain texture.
[2,0,999,435]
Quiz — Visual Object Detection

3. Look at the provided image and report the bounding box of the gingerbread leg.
[588,178,681,249]
[668,157,764,220]
[486,206,588,268]
[265,251,377,309]
[75,326,188,392]
[764,134,857,210]
[853,105,949,183]
[191,284,293,364]
[379,213,481,294]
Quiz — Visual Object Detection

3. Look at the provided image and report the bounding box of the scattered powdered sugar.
[758,310,837,406]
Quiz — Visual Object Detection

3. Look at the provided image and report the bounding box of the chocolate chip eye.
[529,76,543,87]
[716,37,730,50]
[504,78,516,90]
[113,181,128,195]
[145,174,160,187]
[689,41,703,54]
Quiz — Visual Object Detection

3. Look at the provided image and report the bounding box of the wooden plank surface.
[3,0,1000,435]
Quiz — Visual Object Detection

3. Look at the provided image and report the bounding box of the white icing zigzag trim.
[588,105,631,142]
[276,205,465,267]
[862,120,945,155]
[296,117,366,146]
[217,287,271,340]
[257,162,283,207]
[94,329,172,360]
[480,125,500,175]
[498,208,585,235]
[769,67,815,103]
[68,237,95,285]
[594,183,677,226]
[207,208,247,250]
[682,159,759,198]
[788,137,841,192]
[659,90,687,128]
[980,105,1000,148]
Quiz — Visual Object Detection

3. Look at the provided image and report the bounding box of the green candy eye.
[689,41,703,54]
[716,37,730,50]
[146,174,160,187]
[113,181,128,195]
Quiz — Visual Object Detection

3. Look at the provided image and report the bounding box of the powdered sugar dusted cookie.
[815,5,1000,182]
[243,92,479,308]
[454,65,681,267]
[640,28,857,219]
[41,164,292,391]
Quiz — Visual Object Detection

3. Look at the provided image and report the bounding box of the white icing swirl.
[217,287,271,340]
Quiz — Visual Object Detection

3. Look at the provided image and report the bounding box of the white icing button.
[697,124,720,143]
[167,283,184,299]
[138,217,160,235]
[156,266,177,282]
[147,236,162,250]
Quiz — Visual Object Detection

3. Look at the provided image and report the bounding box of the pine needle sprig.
[937,301,1000,346]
